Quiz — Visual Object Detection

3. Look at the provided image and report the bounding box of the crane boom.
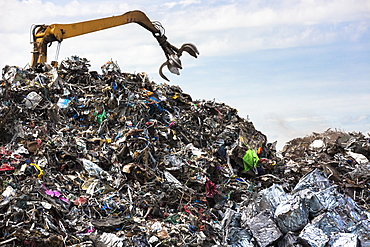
[30,10,199,81]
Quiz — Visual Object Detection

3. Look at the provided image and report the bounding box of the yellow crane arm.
[30,10,199,81]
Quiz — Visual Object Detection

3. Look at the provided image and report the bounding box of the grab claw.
[159,61,178,82]
[178,43,199,58]
[158,43,199,81]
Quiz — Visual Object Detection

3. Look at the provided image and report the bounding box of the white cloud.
[155,0,370,58]
[163,0,200,8]
[163,0,370,30]
[1,0,369,67]
[341,115,369,124]
[163,2,177,8]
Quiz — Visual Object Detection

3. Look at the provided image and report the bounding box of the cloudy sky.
[1,0,369,150]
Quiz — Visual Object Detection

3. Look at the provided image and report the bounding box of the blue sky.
[1,0,369,150]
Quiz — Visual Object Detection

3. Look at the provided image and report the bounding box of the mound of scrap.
[1,57,369,247]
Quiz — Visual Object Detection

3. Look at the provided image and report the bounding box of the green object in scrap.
[242,148,259,172]
[164,213,181,224]
[96,110,106,123]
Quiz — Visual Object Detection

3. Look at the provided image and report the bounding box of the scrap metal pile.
[281,130,370,211]
[0,57,369,246]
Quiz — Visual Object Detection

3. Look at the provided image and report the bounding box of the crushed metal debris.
[0,57,369,246]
